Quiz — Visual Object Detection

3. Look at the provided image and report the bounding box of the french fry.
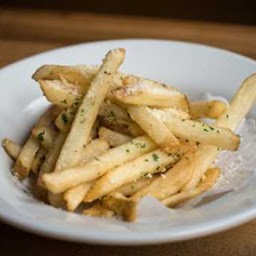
[99,101,130,121]
[37,132,68,187]
[112,75,189,110]
[54,48,125,173]
[38,79,83,108]
[33,65,98,92]
[150,107,190,121]
[131,152,195,201]
[83,202,114,218]
[190,100,227,119]
[163,116,240,151]
[162,167,220,207]
[13,106,61,178]
[184,73,256,190]
[63,138,109,211]
[117,176,158,197]
[64,181,94,211]
[2,138,21,160]
[85,149,180,202]
[42,136,156,193]
[79,138,109,163]
[13,136,40,178]
[32,126,56,150]
[100,116,144,137]
[31,147,47,174]
[128,106,180,152]
[98,127,132,147]
[101,193,137,221]
[33,64,124,91]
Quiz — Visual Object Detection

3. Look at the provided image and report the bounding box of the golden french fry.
[162,167,220,207]
[31,147,47,174]
[118,75,189,111]
[2,138,21,160]
[80,138,109,163]
[83,202,114,218]
[13,136,40,178]
[63,138,109,211]
[190,100,227,119]
[32,126,56,150]
[163,117,240,151]
[42,136,156,193]
[84,149,180,202]
[98,127,132,147]
[99,101,130,121]
[54,48,125,173]
[150,107,190,121]
[117,176,158,197]
[101,193,137,221]
[64,181,94,211]
[128,106,180,152]
[33,64,124,91]
[131,152,195,201]
[33,65,99,92]
[184,73,256,190]
[37,132,68,187]
[100,116,144,137]
[38,80,83,108]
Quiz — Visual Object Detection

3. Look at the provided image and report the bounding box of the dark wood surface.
[0,8,256,255]
[1,0,256,25]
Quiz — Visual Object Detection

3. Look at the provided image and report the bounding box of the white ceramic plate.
[0,39,256,245]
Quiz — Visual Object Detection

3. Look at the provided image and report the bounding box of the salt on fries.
[3,47,256,222]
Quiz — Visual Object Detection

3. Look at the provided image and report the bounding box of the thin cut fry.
[117,176,158,197]
[42,136,156,193]
[162,167,220,207]
[150,107,190,121]
[99,101,130,121]
[128,105,180,152]
[163,116,240,151]
[100,116,144,137]
[119,75,189,111]
[13,106,59,178]
[80,138,109,163]
[190,100,227,119]
[13,136,40,178]
[131,152,195,201]
[85,149,180,202]
[2,138,21,160]
[38,79,83,108]
[64,181,94,211]
[37,132,68,187]
[54,48,125,172]
[98,127,132,147]
[63,138,109,211]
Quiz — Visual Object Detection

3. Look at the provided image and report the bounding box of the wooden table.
[1,8,256,255]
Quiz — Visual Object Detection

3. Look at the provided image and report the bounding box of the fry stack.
[3,48,256,221]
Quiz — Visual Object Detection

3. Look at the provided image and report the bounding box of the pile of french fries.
[3,48,256,222]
